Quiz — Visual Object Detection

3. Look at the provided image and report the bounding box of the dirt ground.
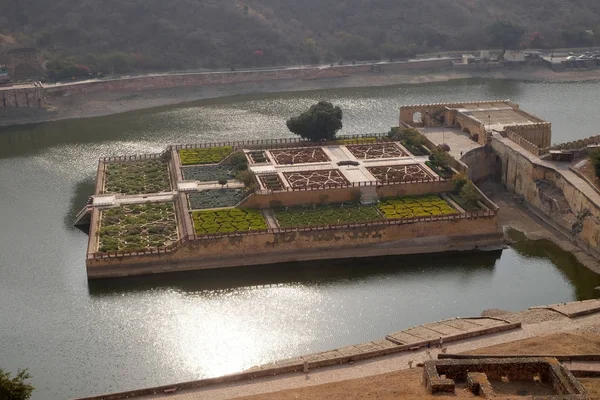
[234,330,600,400]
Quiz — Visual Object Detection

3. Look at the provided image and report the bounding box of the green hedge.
[274,203,382,228]
[179,146,232,165]
[192,208,267,235]
[377,195,457,219]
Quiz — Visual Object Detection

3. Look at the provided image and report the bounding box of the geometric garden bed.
[98,202,178,253]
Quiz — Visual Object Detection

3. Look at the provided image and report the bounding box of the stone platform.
[386,317,519,347]
[531,299,600,318]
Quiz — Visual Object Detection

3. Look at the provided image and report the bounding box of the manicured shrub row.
[377,195,457,219]
[401,140,428,156]
[179,146,233,165]
[98,203,178,253]
[182,165,235,182]
[192,208,267,235]
[187,189,246,209]
[274,203,382,228]
[248,151,269,164]
[104,160,171,195]
[258,174,285,191]
[338,137,378,145]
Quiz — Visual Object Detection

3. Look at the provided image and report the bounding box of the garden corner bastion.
[77,134,503,279]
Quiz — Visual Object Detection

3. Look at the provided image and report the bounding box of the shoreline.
[2,67,600,127]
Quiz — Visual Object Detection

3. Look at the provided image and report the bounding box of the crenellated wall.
[505,123,552,149]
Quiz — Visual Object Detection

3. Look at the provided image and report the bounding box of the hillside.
[1,0,600,77]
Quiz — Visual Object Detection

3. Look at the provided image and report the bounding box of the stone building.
[399,100,551,148]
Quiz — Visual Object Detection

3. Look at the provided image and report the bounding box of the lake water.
[1,79,600,399]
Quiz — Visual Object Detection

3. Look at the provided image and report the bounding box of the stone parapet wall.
[507,131,544,156]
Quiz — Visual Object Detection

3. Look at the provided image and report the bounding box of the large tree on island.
[0,369,34,400]
[487,20,525,53]
[286,101,343,142]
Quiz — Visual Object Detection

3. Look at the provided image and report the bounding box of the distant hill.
[1,0,599,77]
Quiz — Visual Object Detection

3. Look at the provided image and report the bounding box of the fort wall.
[491,135,600,258]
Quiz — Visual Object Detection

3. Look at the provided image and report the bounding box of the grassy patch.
[104,160,171,195]
[179,146,232,165]
[187,189,246,209]
[192,208,267,235]
[98,203,178,252]
[448,192,481,212]
[182,165,236,182]
[377,195,457,219]
[274,203,382,228]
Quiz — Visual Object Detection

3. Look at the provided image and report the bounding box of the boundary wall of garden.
[86,209,502,278]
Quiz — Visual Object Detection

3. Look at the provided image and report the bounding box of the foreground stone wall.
[87,214,502,278]
[491,135,600,258]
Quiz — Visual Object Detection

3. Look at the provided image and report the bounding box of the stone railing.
[100,153,165,163]
[170,133,388,152]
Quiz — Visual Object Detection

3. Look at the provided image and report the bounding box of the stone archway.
[463,127,470,134]
[456,122,462,130]
[472,133,480,143]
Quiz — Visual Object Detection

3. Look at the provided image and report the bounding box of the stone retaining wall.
[491,135,600,259]
[0,87,42,109]
[86,214,502,278]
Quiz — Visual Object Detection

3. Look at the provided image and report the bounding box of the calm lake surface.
[1,79,600,399]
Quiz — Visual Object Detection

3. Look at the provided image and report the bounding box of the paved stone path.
[421,127,481,160]
[134,311,600,400]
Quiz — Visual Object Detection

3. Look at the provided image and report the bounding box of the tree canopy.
[286,101,343,142]
[0,369,34,400]
[2,0,600,74]
[487,20,525,51]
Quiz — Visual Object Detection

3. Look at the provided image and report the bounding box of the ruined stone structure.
[423,358,587,398]
[400,100,551,147]
[4,48,43,80]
